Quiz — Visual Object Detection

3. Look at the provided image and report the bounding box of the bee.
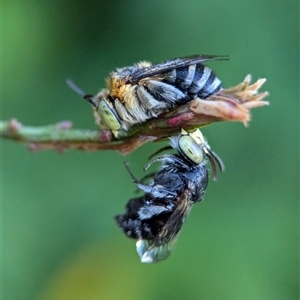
[115,128,224,263]
[82,54,228,137]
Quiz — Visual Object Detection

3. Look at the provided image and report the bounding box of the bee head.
[97,97,122,131]
[173,128,225,180]
[175,128,206,165]
[82,88,121,133]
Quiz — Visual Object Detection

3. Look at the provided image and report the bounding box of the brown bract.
[190,75,269,126]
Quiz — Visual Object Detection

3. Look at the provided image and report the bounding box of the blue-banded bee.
[82,55,228,137]
[115,129,224,263]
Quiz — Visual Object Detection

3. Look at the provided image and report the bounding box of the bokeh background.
[2,1,299,299]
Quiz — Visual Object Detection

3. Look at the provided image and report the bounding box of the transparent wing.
[130,54,229,83]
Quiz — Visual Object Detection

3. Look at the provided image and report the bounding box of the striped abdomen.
[163,63,222,99]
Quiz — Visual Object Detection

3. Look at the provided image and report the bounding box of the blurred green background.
[2,0,298,299]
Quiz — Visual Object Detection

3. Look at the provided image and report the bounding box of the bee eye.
[178,135,204,164]
[98,99,121,130]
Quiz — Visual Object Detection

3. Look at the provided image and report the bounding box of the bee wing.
[130,54,229,83]
[157,190,192,240]
[136,190,193,263]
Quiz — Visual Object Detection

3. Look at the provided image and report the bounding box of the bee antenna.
[207,148,225,173]
[66,79,86,96]
[66,79,97,107]
[83,94,97,107]
[206,153,218,181]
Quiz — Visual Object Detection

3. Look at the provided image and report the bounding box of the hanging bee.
[68,54,228,137]
[115,128,224,263]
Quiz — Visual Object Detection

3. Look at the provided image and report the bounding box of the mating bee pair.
[69,55,226,262]
[115,128,224,263]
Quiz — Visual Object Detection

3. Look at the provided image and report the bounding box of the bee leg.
[144,155,188,171]
[124,161,140,184]
[137,182,177,198]
[124,161,176,197]
[136,86,170,117]
[131,172,156,194]
[148,146,173,160]
[138,172,156,184]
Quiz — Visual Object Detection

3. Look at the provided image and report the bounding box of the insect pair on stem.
[69,54,226,262]
[67,54,267,262]
[75,54,226,262]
